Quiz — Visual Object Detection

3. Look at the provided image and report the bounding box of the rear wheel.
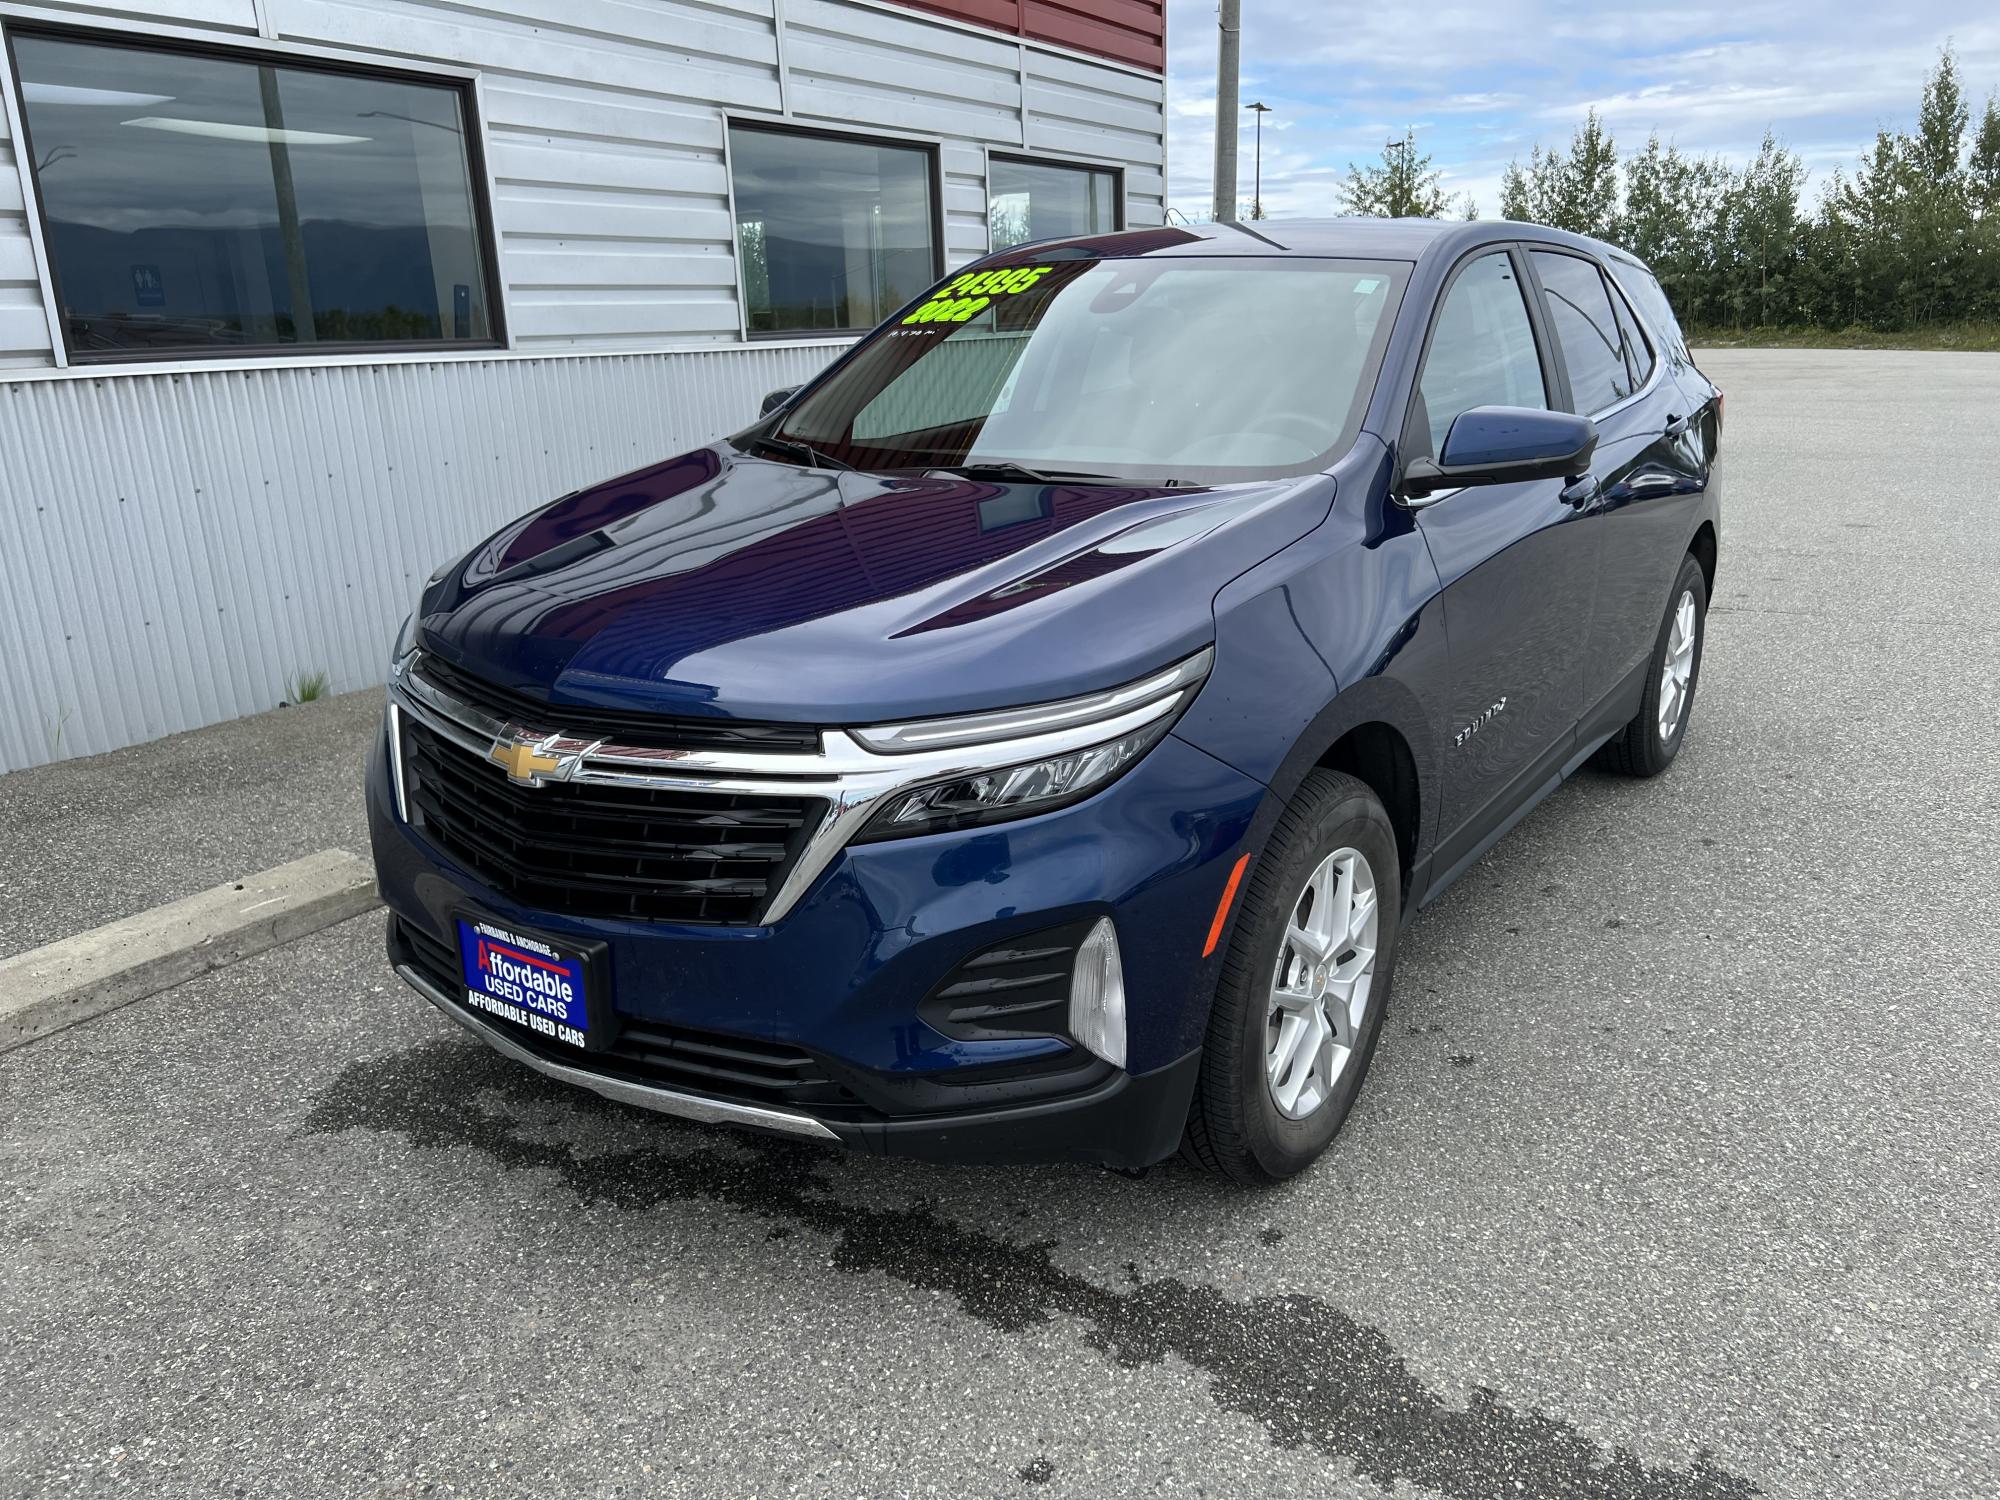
[1593,552,1708,778]
[1182,770,1402,1184]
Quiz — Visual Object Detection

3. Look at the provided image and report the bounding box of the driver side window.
[1414,252,1547,458]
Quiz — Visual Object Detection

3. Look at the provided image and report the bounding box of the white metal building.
[0,0,1168,770]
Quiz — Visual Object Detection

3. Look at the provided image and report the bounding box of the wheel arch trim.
[1251,679,1439,900]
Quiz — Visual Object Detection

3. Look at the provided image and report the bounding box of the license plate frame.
[452,912,608,1053]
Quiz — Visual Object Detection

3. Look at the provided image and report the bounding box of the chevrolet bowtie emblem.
[487,731,596,787]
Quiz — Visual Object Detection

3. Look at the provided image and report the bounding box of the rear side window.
[1607,278,1655,389]
[1529,250,1638,415]
[1414,252,1547,457]
[1608,260,1690,367]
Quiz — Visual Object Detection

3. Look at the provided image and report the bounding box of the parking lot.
[3,348,1996,1498]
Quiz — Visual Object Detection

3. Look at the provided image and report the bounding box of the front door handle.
[1561,475,1600,508]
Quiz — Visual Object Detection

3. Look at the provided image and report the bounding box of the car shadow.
[301,1031,1758,1500]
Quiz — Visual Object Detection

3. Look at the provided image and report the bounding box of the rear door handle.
[1664,412,1692,438]
[1560,475,1600,508]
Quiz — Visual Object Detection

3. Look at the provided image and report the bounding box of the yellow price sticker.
[902,265,1054,325]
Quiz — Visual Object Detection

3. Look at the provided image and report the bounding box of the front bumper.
[368,714,1263,1167]
[392,940,1204,1166]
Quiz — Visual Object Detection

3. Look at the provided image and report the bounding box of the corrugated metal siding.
[0,344,843,771]
[786,0,1020,140]
[0,0,1164,363]
[0,0,1166,767]
[8,0,262,26]
[267,0,783,350]
[897,0,1166,72]
[0,100,53,368]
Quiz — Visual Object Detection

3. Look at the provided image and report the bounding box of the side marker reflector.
[1202,852,1253,957]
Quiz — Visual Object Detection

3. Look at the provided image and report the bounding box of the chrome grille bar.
[389,649,1209,925]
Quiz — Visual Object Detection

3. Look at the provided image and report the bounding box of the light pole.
[1247,102,1272,219]
[1212,0,1241,221]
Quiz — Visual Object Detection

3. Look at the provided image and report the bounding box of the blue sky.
[1162,1,2000,220]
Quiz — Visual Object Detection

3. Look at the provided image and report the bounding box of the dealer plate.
[455,917,591,1050]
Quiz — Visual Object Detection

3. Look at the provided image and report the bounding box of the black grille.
[414,654,821,753]
[392,917,862,1115]
[614,1020,859,1112]
[400,715,820,925]
[919,920,1092,1043]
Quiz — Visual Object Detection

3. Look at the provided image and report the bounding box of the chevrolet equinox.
[368,219,1722,1183]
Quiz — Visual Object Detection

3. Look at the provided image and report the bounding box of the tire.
[1181,769,1402,1184]
[1593,552,1709,778]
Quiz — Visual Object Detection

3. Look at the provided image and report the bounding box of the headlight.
[849,649,1211,841]
[855,718,1174,841]
[850,651,1211,755]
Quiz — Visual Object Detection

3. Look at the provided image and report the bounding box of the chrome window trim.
[390,649,1211,925]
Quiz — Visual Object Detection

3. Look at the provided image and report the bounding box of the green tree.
[1482,45,1999,333]
[1811,133,1905,328]
[1339,130,1468,218]
[1715,134,1805,328]
[1968,96,2000,319]
[1498,110,1619,236]
[1901,46,1974,324]
[1620,134,1729,323]
[1556,110,1621,237]
[1972,95,2000,215]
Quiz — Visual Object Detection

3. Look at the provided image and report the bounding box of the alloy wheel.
[1265,846,1379,1120]
[1657,590,1698,742]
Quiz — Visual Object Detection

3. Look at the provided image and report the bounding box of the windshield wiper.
[747,435,853,471]
[932,460,1123,486]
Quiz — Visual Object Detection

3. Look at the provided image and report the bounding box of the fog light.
[1069,917,1126,1069]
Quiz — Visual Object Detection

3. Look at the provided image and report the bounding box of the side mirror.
[1401,406,1598,501]
[760,386,801,418]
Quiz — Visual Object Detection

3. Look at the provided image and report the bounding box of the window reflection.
[11,32,498,356]
[1416,253,1547,456]
[1530,251,1634,415]
[729,125,937,336]
[989,158,1120,252]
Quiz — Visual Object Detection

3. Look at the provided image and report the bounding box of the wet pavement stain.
[304,1038,1759,1499]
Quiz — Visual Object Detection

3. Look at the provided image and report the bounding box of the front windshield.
[769,256,1409,485]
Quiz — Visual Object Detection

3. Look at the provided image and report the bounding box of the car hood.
[418,445,1336,724]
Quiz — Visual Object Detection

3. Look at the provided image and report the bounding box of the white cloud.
[1165,0,2000,219]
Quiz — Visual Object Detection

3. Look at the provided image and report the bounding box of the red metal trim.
[888,0,1165,73]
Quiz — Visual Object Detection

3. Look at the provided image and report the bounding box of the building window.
[6,28,501,360]
[988,157,1121,252]
[728,123,938,337]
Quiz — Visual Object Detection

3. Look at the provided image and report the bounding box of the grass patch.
[1690,324,2000,352]
[287,670,331,705]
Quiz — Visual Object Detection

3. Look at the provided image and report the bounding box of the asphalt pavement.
[3,349,1996,1498]
[0,688,380,961]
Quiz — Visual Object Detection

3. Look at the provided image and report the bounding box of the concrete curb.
[0,850,382,1052]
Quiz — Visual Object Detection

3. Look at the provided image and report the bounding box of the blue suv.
[368,219,1721,1182]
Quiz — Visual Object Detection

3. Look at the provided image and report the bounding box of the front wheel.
[1594,552,1709,778]
[1181,770,1402,1184]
